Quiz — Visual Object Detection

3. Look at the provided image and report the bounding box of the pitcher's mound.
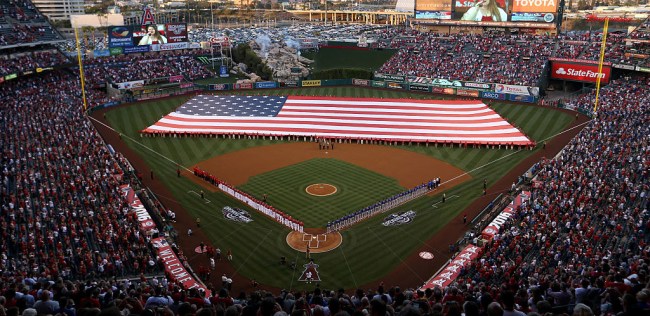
[305,183,337,197]
[286,231,342,253]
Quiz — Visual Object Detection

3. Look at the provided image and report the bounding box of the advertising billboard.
[108,26,133,48]
[416,0,452,19]
[109,24,187,48]
[512,0,557,13]
[453,0,509,22]
[551,62,611,84]
[416,0,557,23]
[494,84,539,97]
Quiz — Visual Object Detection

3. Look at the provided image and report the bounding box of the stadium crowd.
[81,51,213,86]
[438,74,650,315]
[0,50,68,77]
[378,31,555,86]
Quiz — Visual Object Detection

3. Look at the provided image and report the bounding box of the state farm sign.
[551,62,611,84]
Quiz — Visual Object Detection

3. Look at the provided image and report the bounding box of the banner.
[456,89,479,97]
[119,185,156,232]
[387,82,404,89]
[416,1,451,11]
[374,73,405,82]
[409,84,430,92]
[463,81,493,91]
[219,65,229,77]
[301,80,322,87]
[442,88,456,95]
[494,84,539,97]
[415,11,452,19]
[551,62,611,84]
[117,80,145,89]
[508,94,536,103]
[152,237,210,295]
[511,12,555,22]
[152,42,189,51]
[420,244,483,289]
[352,79,370,86]
[512,0,558,13]
[284,80,298,87]
[164,23,188,43]
[109,47,123,56]
[108,26,133,48]
[371,80,386,88]
[548,57,610,66]
[169,75,184,83]
[481,91,506,100]
[636,66,650,73]
[123,46,150,54]
[255,81,277,89]
[612,63,635,70]
[210,36,230,47]
[209,83,229,91]
[93,49,111,57]
[234,82,253,89]
[481,191,530,240]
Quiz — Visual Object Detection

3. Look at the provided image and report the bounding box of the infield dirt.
[192,142,471,189]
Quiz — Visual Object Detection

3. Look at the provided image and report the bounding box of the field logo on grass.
[382,210,416,226]
[222,206,253,223]
[298,262,321,282]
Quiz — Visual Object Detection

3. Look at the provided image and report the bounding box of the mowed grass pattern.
[239,159,405,227]
[104,86,574,289]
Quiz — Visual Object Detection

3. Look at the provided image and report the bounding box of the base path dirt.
[286,231,343,253]
[194,142,470,189]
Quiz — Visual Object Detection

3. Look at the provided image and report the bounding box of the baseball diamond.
[101,86,578,290]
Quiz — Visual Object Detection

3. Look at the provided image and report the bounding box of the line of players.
[326,178,441,233]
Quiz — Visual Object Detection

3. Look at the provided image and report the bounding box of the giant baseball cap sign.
[512,0,557,13]
[551,62,611,84]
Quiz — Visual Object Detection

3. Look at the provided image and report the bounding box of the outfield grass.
[302,48,396,72]
[104,86,573,289]
[239,158,405,227]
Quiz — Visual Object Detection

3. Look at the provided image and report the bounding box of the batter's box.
[317,234,326,242]
[302,234,314,242]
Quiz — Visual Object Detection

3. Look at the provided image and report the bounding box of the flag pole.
[592,18,608,117]
[74,27,89,111]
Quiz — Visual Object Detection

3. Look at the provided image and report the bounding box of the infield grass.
[104,86,574,289]
[239,158,404,227]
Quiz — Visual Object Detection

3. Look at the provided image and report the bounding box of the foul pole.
[592,18,609,117]
[74,27,89,111]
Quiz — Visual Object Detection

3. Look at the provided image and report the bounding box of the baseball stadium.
[0,1,649,316]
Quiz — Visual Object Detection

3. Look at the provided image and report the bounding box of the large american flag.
[143,95,532,145]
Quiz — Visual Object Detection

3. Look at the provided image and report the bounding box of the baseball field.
[98,86,576,291]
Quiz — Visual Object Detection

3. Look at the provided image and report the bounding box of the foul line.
[88,116,191,172]
[338,241,358,288]
[288,253,300,291]
[367,226,424,283]
[439,119,591,188]
[188,190,212,204]
[233,228,273,275]
[431,195,459,208]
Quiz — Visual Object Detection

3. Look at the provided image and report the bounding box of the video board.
[108,23,188,51]
[415,0,558,23]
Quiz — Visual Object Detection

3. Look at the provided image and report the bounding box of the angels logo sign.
[298,262,321,283]
[141,7,156,26]
[222,206,253,223]
[382,210,416,226]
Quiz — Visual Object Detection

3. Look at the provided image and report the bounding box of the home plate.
[419,251,434,260]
